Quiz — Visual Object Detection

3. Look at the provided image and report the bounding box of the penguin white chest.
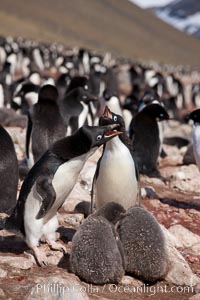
[192,124,200,170]
[79,102,89,128]
[96,138,138,209]
[51,152,93,210]
[25,151,95,224]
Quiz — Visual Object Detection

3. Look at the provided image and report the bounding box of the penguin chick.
[3,125,122,266]
[26,84,66,166]
[92,106,140,211]
[189,109,200,170]
[93,201,126,224]
[74,201,91,218]
[0,125,18,214]
[117,206,169,283]
[70,202,126,285]
[129,99,169,178]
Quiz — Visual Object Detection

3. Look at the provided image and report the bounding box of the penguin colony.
[0,36,199,285]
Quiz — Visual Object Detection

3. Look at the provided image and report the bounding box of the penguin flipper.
[26,111,33,159]
[91,153,103,213]
[35,176,56,219]
[91,175,96,214]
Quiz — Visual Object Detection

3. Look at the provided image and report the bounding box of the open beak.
[103,105,112,119]
[104,124,123,137]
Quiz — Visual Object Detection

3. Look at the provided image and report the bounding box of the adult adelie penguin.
[0,124,18,214]
[91,106,140,211]
[60,86,98,135]
[26,84,66,165]
[2,124,121,266]
[117,206,169,283]
[70,202,126,284]
[129,98,169,178]
[189,109,200,170]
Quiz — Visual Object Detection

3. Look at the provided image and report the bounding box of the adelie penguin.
[0,124,18,214]
[59,85,98,135]
[26,84,66,166]
[117,206,169,283]
[1,124,121,266]
[91,106,140,211]
[70,202,126,284]
[65,76,98,127]
[189,109,200,170]
[129,98,169,178]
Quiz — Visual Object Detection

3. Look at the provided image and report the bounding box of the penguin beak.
[103,105,112,119]
[104,124,123,138]
[104,131,123,138]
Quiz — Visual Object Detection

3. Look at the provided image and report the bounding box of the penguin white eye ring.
[96,135,102,140]
[113,115,118,122]
[84,85,88,90]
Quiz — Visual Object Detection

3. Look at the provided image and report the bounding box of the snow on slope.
[130,0,200,39]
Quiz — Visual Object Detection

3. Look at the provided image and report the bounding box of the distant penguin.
[55,73,70,101]
[59,86,97,135]
[189,109,200,170]
[92,106,140,211]
[70,202,126,284]
[129,99,169,178]
[12,81,40,114]
[26,84,66,166]
[117,206,168,283]
[0,125,18,214]
[66,76,88,94]
[2,125,121,266]
[191,83,200,107]
[65,76,98,127]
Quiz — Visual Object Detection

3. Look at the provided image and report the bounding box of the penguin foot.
[47,240,67,253]
[32,247,48,267]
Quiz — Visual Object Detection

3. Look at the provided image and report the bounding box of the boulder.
[160,224,183,248]
[169,224,200,256]
[0,268,7,278]
[189,294,200,300]
[0,256,33,269]
[165,245,200,287]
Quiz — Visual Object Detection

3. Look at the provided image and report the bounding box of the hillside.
[0,0,200,67]
[153,0,200,39]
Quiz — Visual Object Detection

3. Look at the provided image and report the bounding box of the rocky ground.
[0,121,200,300]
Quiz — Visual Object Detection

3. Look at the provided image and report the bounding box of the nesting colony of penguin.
[0,36,199,292]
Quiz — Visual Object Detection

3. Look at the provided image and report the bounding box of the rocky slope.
[0,0,200,67]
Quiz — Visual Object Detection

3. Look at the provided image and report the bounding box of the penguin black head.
[123,95,139,114]
[14,82,40,97]
[189,109,200,125]
[79,124,123,148]
[51,124,122,160]
[76,87,98,104]
[142,92,160,106]
[94,202,126,224]
[99,106,124,131]
[138,97,169,121]
[66,76,89,93]
[38,84,58,103]
[103,89,112,101]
